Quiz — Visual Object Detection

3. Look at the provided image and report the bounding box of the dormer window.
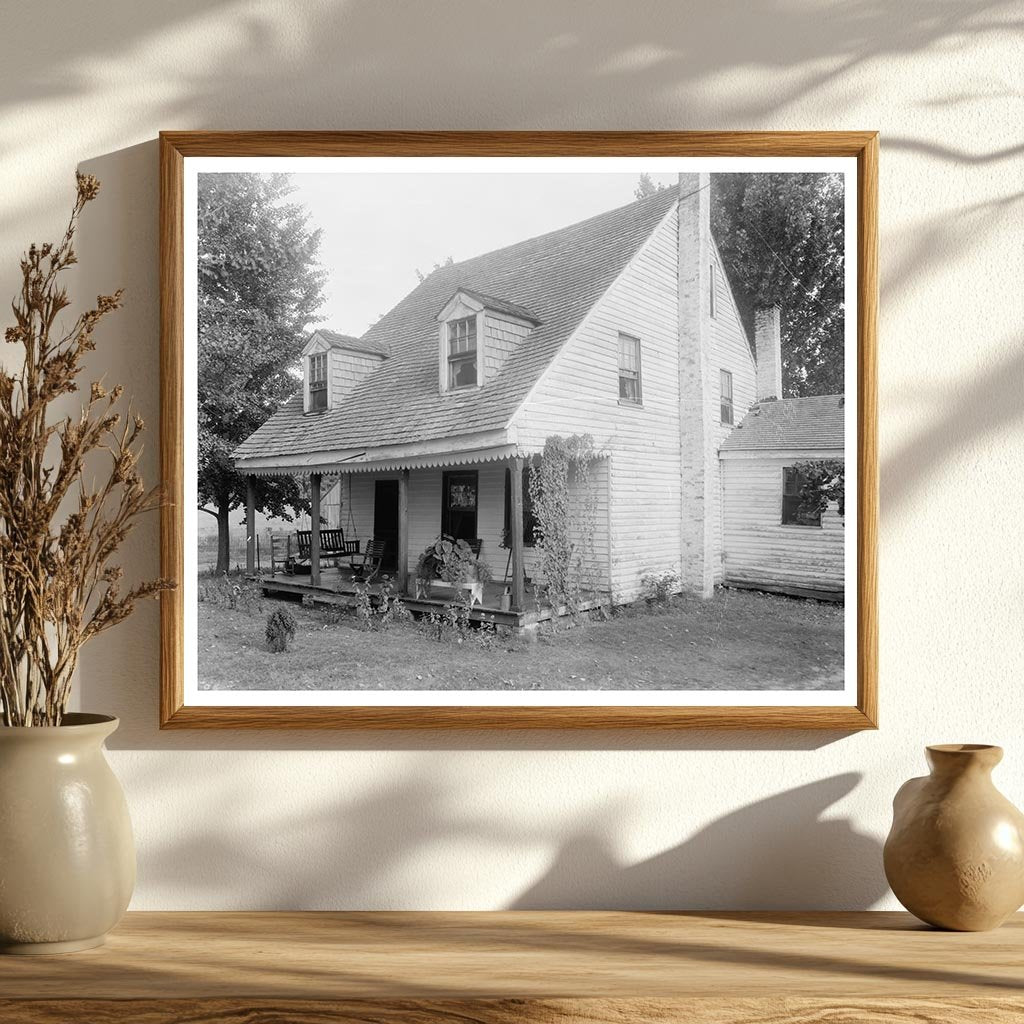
[308,352,328,410]
[447,316,477,389]
[437,289,541,394]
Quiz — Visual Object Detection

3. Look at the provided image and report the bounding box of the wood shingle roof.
[312,329,391,358]
[233,186,679,462]
[720,395,845,452]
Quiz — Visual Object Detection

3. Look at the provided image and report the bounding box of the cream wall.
[1,1,1021,910]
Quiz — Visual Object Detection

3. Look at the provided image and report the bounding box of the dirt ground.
[198,586,844,692]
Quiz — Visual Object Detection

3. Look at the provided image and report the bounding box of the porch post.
[310,472,322,588]
[245,475,256,576]
[510,456,525,612]
[397,468,410,595]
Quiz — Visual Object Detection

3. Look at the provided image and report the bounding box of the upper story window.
[782,467,822,527]
[447,316,478,389]
[618,333,642,404]
[437,290,541,394]
[308,352,328,411]
[720,369,733,425]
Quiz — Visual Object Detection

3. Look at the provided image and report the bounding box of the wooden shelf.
[1,911,1022,1022]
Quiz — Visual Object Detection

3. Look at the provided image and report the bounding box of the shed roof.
[233,186,679,462]
[720,395,845,452]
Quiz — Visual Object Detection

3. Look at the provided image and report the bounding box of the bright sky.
[289,172,678,336]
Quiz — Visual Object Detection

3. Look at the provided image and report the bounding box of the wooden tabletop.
[2,911,1022,1022]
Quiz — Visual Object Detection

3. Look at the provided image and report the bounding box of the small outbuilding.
[719,393,846,601]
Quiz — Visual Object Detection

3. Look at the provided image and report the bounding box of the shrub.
[641,571,680,607]
[419,595,472,643]
[265,608,297,653]
[198,571,263,614]
[353,580,375,629]
[353,576,411,631]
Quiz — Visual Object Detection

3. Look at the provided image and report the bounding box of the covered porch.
[240,443,542,620]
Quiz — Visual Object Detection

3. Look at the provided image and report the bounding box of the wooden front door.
[373,480,400,571]
[441,470,478,542]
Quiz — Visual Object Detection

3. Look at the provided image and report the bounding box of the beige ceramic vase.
[884,744,1024,931]
[0,713,135,953]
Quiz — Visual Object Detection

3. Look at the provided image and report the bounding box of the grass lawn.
[198,587,844,692]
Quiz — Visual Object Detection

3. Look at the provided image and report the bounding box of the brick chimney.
[677,171,715,598]
[754,306,783,401]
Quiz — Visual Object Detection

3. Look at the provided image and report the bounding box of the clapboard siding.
[514,205,680,601]
[720,454,845,592]
[708,243,757,583]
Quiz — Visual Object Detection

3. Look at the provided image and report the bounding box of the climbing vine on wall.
[528,434,600,609]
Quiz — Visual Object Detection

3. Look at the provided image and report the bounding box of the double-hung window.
[782,467,822,527]
[447,316,478,389]
[618,333,642,404]
[308,352,328,411]
[720,369,734,425]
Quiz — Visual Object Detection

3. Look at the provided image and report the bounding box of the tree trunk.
[216,500,231,574]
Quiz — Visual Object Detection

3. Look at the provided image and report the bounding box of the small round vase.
[0,713,135,954]
[884,744,1024,931]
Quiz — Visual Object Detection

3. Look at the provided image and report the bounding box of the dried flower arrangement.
[0,174,172,726]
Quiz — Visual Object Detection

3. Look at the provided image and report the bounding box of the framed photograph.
[159,131,877,729]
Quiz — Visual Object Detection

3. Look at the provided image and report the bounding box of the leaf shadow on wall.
[131,762,885,912]
[2,0,1016,126]
[882,339,1024,515]
[0,0,1019,240]
[510,774,887,911]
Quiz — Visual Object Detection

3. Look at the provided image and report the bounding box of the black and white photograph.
[180,153,860,710]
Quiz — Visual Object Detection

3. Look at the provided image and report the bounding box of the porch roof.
[236,442,520,478]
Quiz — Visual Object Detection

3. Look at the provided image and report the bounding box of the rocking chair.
[351,538,387,583]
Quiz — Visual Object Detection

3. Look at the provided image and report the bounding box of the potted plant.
[0,175,172,953]
[414,535,491,604]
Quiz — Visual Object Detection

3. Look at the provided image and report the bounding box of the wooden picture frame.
[160,131,877,729]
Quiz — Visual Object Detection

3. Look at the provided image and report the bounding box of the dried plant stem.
[0,174,173,726]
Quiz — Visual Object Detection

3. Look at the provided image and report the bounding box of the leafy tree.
[793,459,845,519]
[197,173,326,572]
[710,173,845,396]
[633,173,666,201]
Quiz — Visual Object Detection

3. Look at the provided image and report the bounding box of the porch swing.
[291,479,362,576]
[341,492,386,583]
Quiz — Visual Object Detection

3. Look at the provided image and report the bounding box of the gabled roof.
[311,328,391,358]
[233,186,679,462]
[720,395,845,452]
[442,288,543,325]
